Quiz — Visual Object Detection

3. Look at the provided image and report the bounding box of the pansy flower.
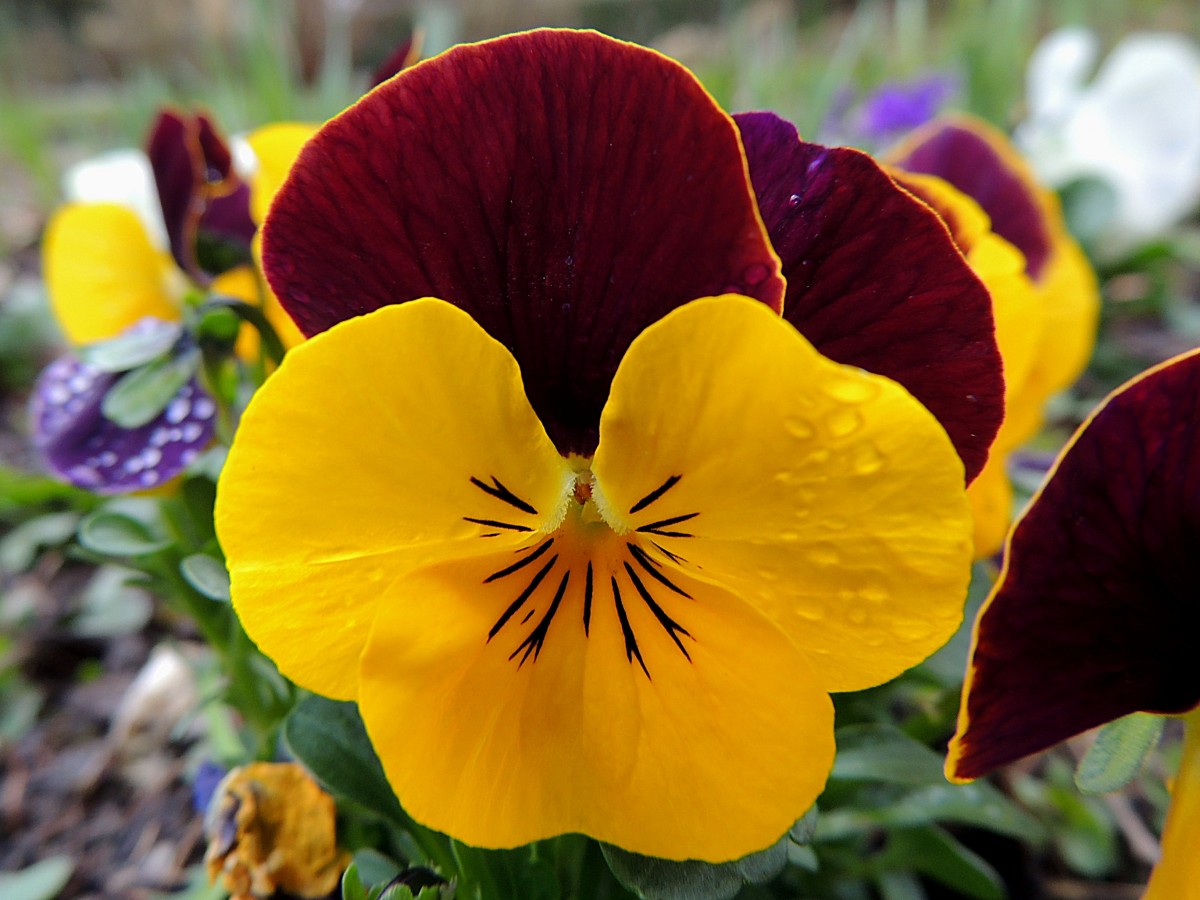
[215,30,1003,860]
[947,348,1200,897]
[886,115,1100,556]
[35,110,305,492]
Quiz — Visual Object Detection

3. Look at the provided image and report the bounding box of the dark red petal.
[888,117,1052,281]
[147,110,254,281]
[952,350,1200,780]
[264,29,784,457]
[736,111,1003,483]
[369,31,422,88]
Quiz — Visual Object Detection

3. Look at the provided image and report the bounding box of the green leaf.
[874,870,926,900]
[73,565,154,636]
[342,862,370,900]
[0,511,80,574]
[78,322,183,372]
[1074,713,1165,795]
[180,554,231,602]
[0,856,74,900]
[884,827,1003,900]
[283,694,406,825]
[600,813,808,900]
[352,849,402,888]
[77,510,169,557]
[831,724,946,786]
[101,348,200,428]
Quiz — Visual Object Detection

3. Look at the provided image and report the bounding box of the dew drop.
[193,397,216,420]
[166,397,191,424]
[142,447,163,467]
[742,263,770,286]
[182,422,204,442]
[823,378,878,404]
[852,444,885,475]
[139,470,160,487]
[826,408,863,438]
[787,193,802,207]
[785,417,816,440]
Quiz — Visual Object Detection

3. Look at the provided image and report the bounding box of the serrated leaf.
[283,695,406,825]
[831,724,946,786]
[1075,713,1164,795]
[180,554,231,602]
[0,855,74,900]
[78,322,183,372]
[101,348,200,428]
[600,813,807,900]
[77,510,169,557]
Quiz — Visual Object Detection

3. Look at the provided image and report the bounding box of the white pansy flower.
[62,149,170,251]
[1017,28,1200,255]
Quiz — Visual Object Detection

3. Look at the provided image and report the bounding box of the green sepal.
[1074,712,1165,795]
[78,321,183,372]
[101,347,201,428]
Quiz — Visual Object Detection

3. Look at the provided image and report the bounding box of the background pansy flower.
[945,348,1200,897]
[217,29,998,861]
[1017,28,1200,256]
[35,110,308,493]
[886,115,1101,556]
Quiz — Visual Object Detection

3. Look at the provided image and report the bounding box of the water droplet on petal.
[787,193,802,207]
[826,408,864,438]
[823,378,879,404]
[785,417,816,440]
[852,444,885,475]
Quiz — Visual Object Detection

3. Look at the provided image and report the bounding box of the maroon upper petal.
[263,29,784,457]
[735,111,1003,484]
[887,117,1052,281]
[952,350,1200,780]
[147,110,255,282]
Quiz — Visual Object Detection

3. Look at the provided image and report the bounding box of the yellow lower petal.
[216,299,571,699]
[1144,711,1200,900]
[44,203,181,345]
[359,527,833,862]
[1031,217,1101,399]
[592,295,973,693]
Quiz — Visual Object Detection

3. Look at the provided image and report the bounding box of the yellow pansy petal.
[1145,712,1200,900]
[216,299,572,698]
[211,265,266,361]
[244,123,319,225]
[43,203,181,344]
[1031,226,1102,398]
[966,452,1014,559]
[592,295,972,693]
[359,535,833,862]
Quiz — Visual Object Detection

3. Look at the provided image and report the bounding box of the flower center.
[462,469,699,677]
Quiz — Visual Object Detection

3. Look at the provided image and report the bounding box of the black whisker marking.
[612,577,649,678]
[487,554,557,640]
[623,562,693,661]
[484,538,555,583]
[464,516,533,532]
[583,562,594,636]
[652,541,687,564]
[520,608,536,624]
[470,476,538,515]
[512,571,570,666]
[629,475,682,515]
[637,512,699,532]
[481,533,501,538]
[627,543,692,599]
